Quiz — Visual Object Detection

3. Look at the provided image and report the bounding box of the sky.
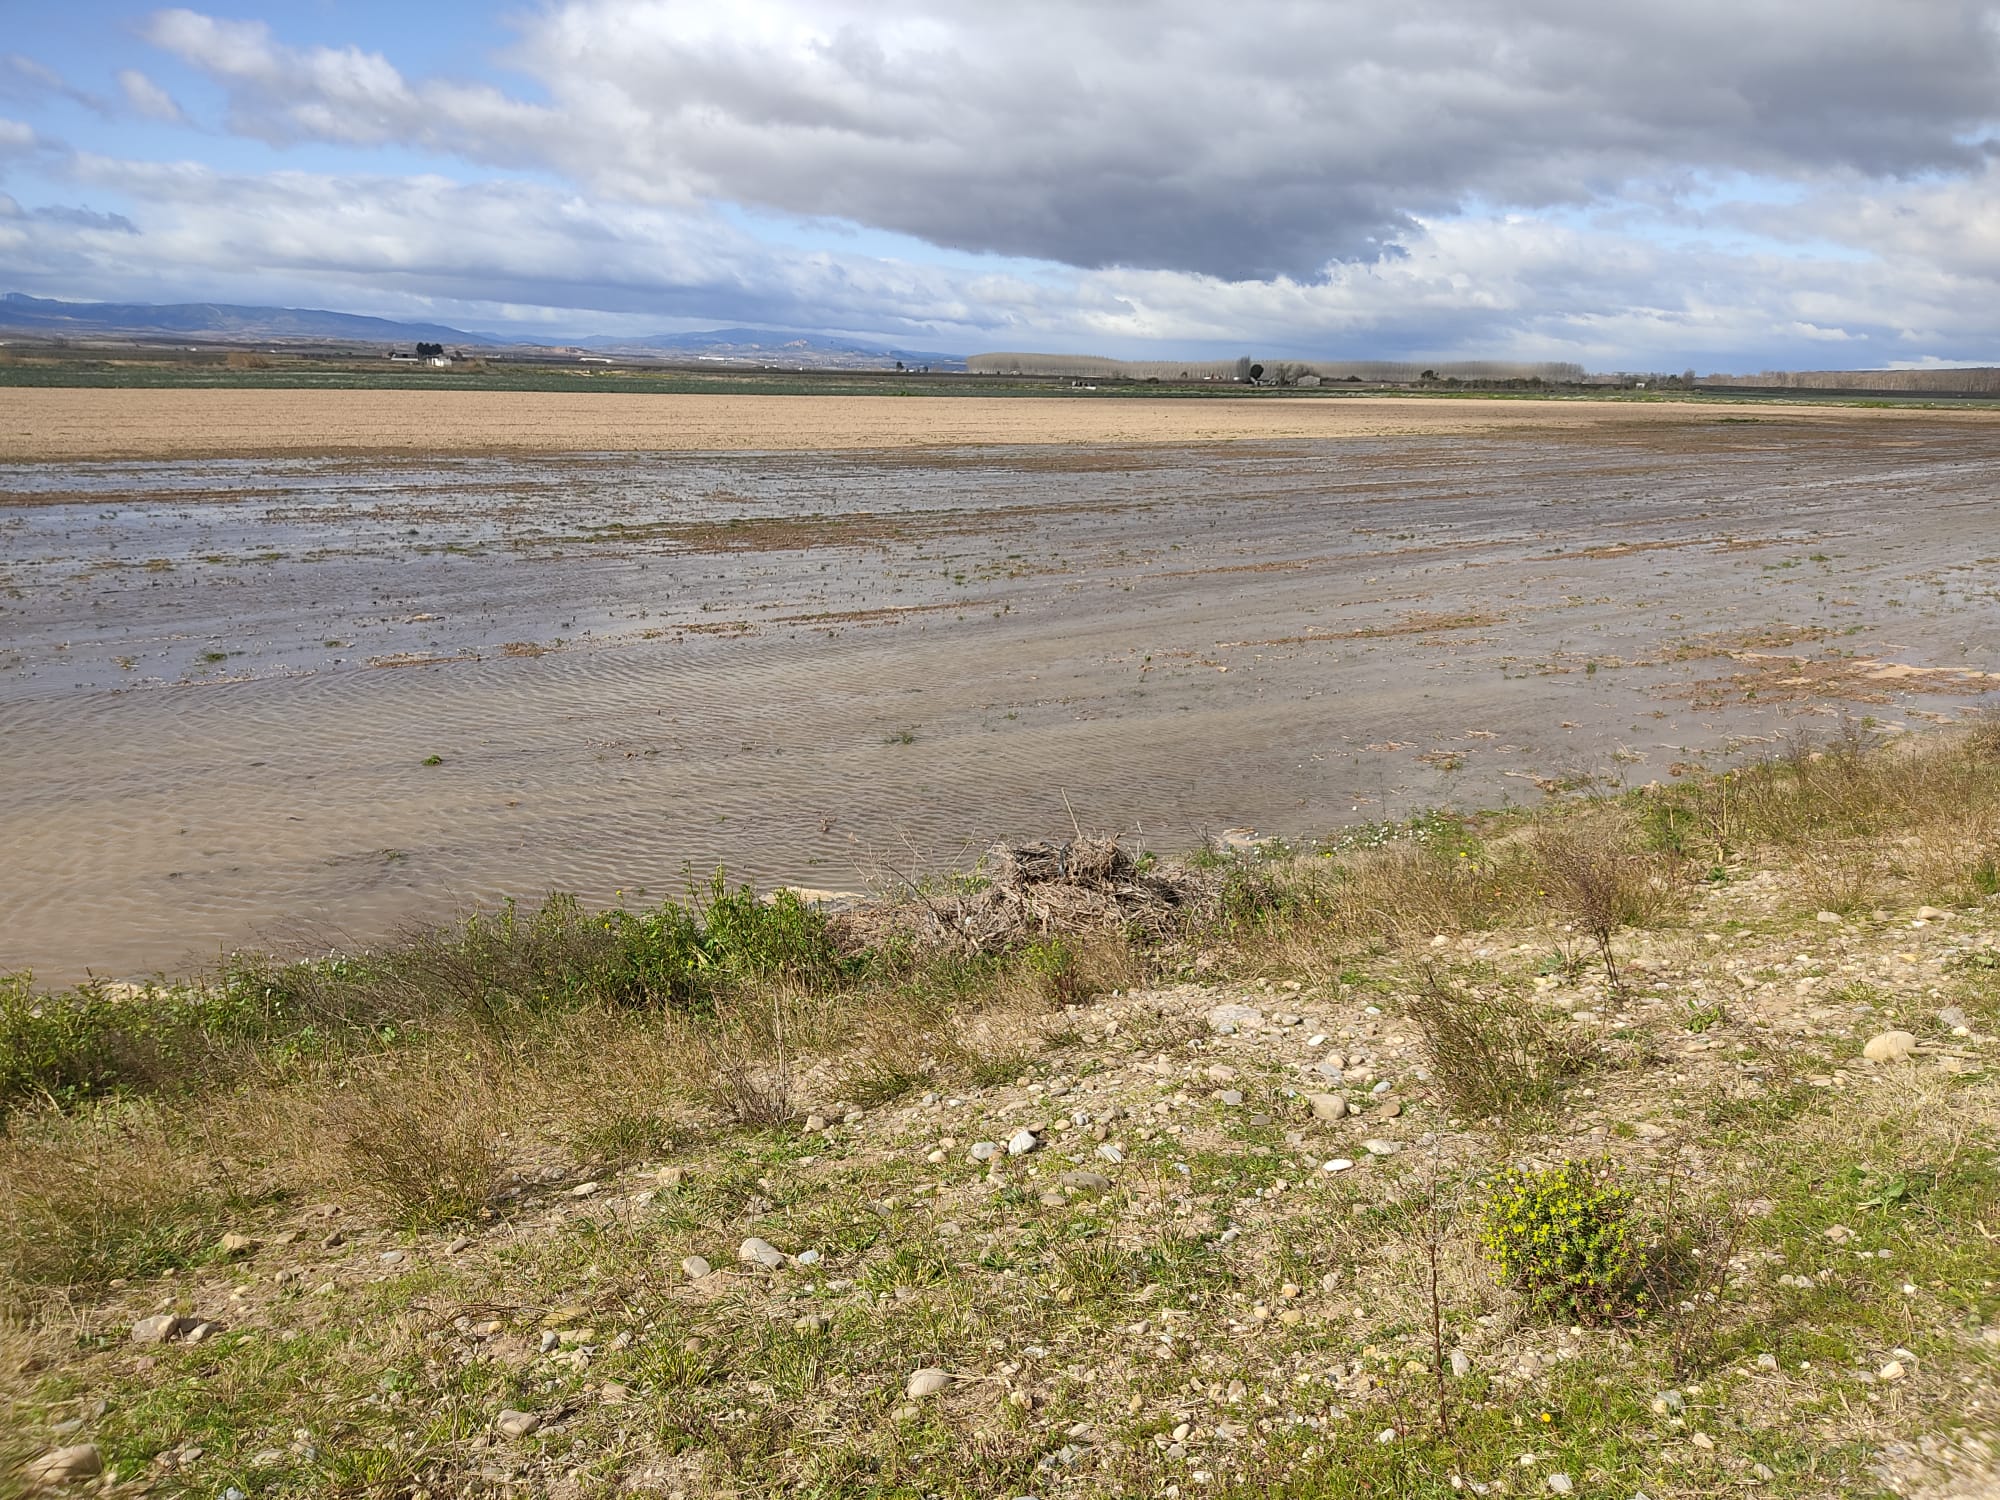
[5,1,2000,370]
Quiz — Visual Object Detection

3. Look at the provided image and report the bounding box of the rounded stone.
[23,1445,103,1488]
[1862,1030,1918,1063]
[906,1367,953,1399]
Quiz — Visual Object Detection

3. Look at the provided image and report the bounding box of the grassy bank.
[2,727,1997,1497]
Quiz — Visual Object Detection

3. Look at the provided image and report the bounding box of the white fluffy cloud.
[8,145,2000,369]
[7,3,2000,364]
[146,1,2000,280]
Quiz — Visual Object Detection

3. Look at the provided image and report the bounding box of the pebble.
[1451,1350,1472,1378]
[1008,1128,1041,1157]
[681,1256,712,1281]
[22,1445,102,1488]
[906,1367,953,1398]
[738,1238,786,1269]
[970,1141,1001,1161]
[1215,1089,1244,1107]
[1206,1003,1264,1034]
[1862,1031,1917,1063]
[445,1236,472,1255]
[1308,1093,1349,1122]
[1059,1171,1112,1192]
[1879,1359,1906,1381]
[1377,1099,1403,1119]
[795,1248,822,1266]
[1322,1158,1355,1173]
[494,1409,540,1440]
[131,1314,189,1345]
[1096,1144,1125,1164]
[1547,1474,1573,1495]
[1362,1139,1402,1156]
[380,1250,405,1264]
[571,1181,601,1198]
[217,1232,257,1257]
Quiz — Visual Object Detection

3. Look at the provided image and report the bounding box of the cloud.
[146,0,2000,280]
[8,147,2000,372]
[117,69,186,124]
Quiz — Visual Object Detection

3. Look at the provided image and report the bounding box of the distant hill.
[0,294,965,368]
[576,327,964,370]
[0,292,495,347]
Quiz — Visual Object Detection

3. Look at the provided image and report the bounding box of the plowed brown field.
[4,387,1980,461]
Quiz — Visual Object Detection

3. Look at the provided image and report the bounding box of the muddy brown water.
[5,414,1999,981]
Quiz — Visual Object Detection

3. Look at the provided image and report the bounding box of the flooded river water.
[5,411,1999,979]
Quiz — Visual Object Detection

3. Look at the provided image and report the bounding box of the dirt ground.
[4,388,1989,461]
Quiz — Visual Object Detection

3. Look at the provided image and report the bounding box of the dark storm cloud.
[149,0,2000,279]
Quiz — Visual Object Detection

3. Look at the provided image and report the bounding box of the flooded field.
[5,401,1999,980]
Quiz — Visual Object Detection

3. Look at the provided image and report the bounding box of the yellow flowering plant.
[1479,1160,1647,1325]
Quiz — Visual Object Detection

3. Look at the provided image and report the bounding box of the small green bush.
[0,975,130,1116]
[1480,1160,1644,1324]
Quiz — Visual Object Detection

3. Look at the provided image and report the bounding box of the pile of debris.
[848,837,1212,955]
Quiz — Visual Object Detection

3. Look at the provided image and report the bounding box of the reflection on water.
[5,426,1999,979]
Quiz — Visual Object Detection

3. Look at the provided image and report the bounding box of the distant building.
[967,352,1586,383]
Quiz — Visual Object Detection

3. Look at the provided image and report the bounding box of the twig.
[1060,787,1084,842]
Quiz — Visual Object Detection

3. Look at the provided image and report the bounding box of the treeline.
[967,352,1588,384]
[1703,367,2000,394]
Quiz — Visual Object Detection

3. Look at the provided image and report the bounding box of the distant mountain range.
[0,292,497,347]
[0,293,963,369]
[574,327,962,369]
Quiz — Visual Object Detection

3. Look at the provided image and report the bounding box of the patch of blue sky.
[1441,177,1872,264]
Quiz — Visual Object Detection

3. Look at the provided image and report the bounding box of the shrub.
[1404,967,1589,1118]
[323,1068,500,1228]
[1531,824,1681,988]
[1480,1160,1644,1324]
[0,976,129,1118]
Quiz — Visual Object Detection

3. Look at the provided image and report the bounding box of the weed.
[1480,1161,1643,1325]
[1532,823,1681,989]
[1404,966,1589,1118]
[321,1060,500,1228]
[1683,998,1726,1033]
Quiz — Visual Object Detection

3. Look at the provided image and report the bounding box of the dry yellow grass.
[5,388,1988,461]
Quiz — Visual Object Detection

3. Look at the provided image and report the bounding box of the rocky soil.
[5,866,1998,1498]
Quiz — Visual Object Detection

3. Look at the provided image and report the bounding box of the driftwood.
[842,836,1211,956]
